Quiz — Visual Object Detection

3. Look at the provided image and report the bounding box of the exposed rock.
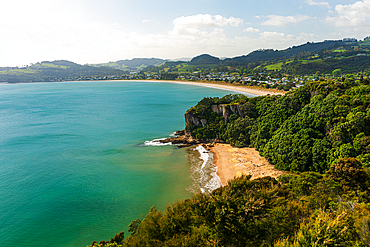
[185,112,200,126]
[175,130,185,136]
[159,133,198,148]
[211,104,246,122]
[229,105,247,118]
[184,103,247,137]
[211,105,230,121]
[158,131,224,148]
[200,119,207,127]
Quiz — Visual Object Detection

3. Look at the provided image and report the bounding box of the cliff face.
[185,112,200,127]
[185,112,207,137]
[210,104,246,122]
[185,103,246,136]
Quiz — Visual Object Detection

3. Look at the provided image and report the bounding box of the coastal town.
[53,71,306,91]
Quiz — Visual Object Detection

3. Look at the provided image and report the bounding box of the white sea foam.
[195,145,223,193]
[143,138,172,146]
[169,132,177,137]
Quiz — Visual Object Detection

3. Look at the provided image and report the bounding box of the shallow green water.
[0,80,253,246]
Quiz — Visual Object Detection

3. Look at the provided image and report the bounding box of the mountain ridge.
[1,37,369,82]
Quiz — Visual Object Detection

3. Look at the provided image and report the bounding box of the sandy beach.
[210,143,287,186]
[135,80,285,96]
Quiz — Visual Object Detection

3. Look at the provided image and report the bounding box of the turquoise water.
[0,80,251,247]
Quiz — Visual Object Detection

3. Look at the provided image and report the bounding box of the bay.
[0,80,251,247]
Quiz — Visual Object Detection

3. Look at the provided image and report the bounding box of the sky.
[1,0,370,67]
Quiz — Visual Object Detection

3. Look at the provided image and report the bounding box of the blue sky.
[1,0,369,66]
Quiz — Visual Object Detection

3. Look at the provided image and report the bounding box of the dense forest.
[89,77,370,246]
[89,163,370,246]
[186,77,370,173]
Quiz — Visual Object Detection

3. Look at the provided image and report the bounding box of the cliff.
[185,103,247,137]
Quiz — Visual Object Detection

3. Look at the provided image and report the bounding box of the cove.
[0,80,252,247]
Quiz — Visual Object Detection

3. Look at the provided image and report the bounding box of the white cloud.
[261,14,311,27]
[306,0,330,8]
[143,19,151,23]
[243,27,260,33]
[170,14,243,38]
[260,31,287,40]
[0,2,321,67]
[326,0,370,29]
[173,14,243,29]
[256,32,317,47]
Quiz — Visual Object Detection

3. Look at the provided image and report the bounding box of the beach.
[210,143,287,186]
[135,80,285,96]
[146,79,286,188]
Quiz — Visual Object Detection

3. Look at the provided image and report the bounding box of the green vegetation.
[88,77,370,246]
[89,158,370,246]
[186,77,370,172]
[140,38,370,76]
[265,62,283,70]
[2,38,370,83]
[90,58,166,72]
[0,60,127,83]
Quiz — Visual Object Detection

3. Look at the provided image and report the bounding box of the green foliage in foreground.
[186,77,370,173]
[88,76,370,246]
[89,158,370,246]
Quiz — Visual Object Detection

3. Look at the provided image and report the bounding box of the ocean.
[0,80,254,246]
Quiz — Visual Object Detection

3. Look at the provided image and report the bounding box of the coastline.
[136,79,286,189]
[209,143,287,186]
[4,79,285,192]
[2,79,285,96]
[130,79,285,96]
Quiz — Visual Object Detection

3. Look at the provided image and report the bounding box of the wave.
[195,145,223,193]
[143,138,172,146]
[143,131,182,146]
[143,135,223,193]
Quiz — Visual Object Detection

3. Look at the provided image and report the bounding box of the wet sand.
[210,143,288,186]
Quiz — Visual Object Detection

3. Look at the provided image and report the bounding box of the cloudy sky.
[1,0,370,66]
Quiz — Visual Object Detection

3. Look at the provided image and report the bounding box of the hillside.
[89,77,370,247]
[0,60,127,83]
[224,40,346,65]
[185,77,370,173]
[90,58,167,72]
[1,37,369,83]
[143,38,370,75]
[189,54,220,65]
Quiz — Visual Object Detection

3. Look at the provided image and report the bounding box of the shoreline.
[1,79,285,96]
[133,79,285,96]
[209,143,288,186]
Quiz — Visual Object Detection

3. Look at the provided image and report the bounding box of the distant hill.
[223,40,346,65]
[0,60,126,83]
[170,57,192,62]
[190,54,220,65]
[1,37,369,82]
[142,38,370,75]
[90,58,167,72]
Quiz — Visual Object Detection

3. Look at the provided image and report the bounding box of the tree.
[332,68,342,77]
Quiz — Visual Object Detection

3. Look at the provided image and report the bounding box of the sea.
[0,80,255,247]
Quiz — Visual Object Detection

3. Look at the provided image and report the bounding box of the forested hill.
[145,38,370,75]
[89,58,167,72]
[88,77,370,247]
[185,77,370,173]
[223,40,346,65]
[0,60,126,83]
